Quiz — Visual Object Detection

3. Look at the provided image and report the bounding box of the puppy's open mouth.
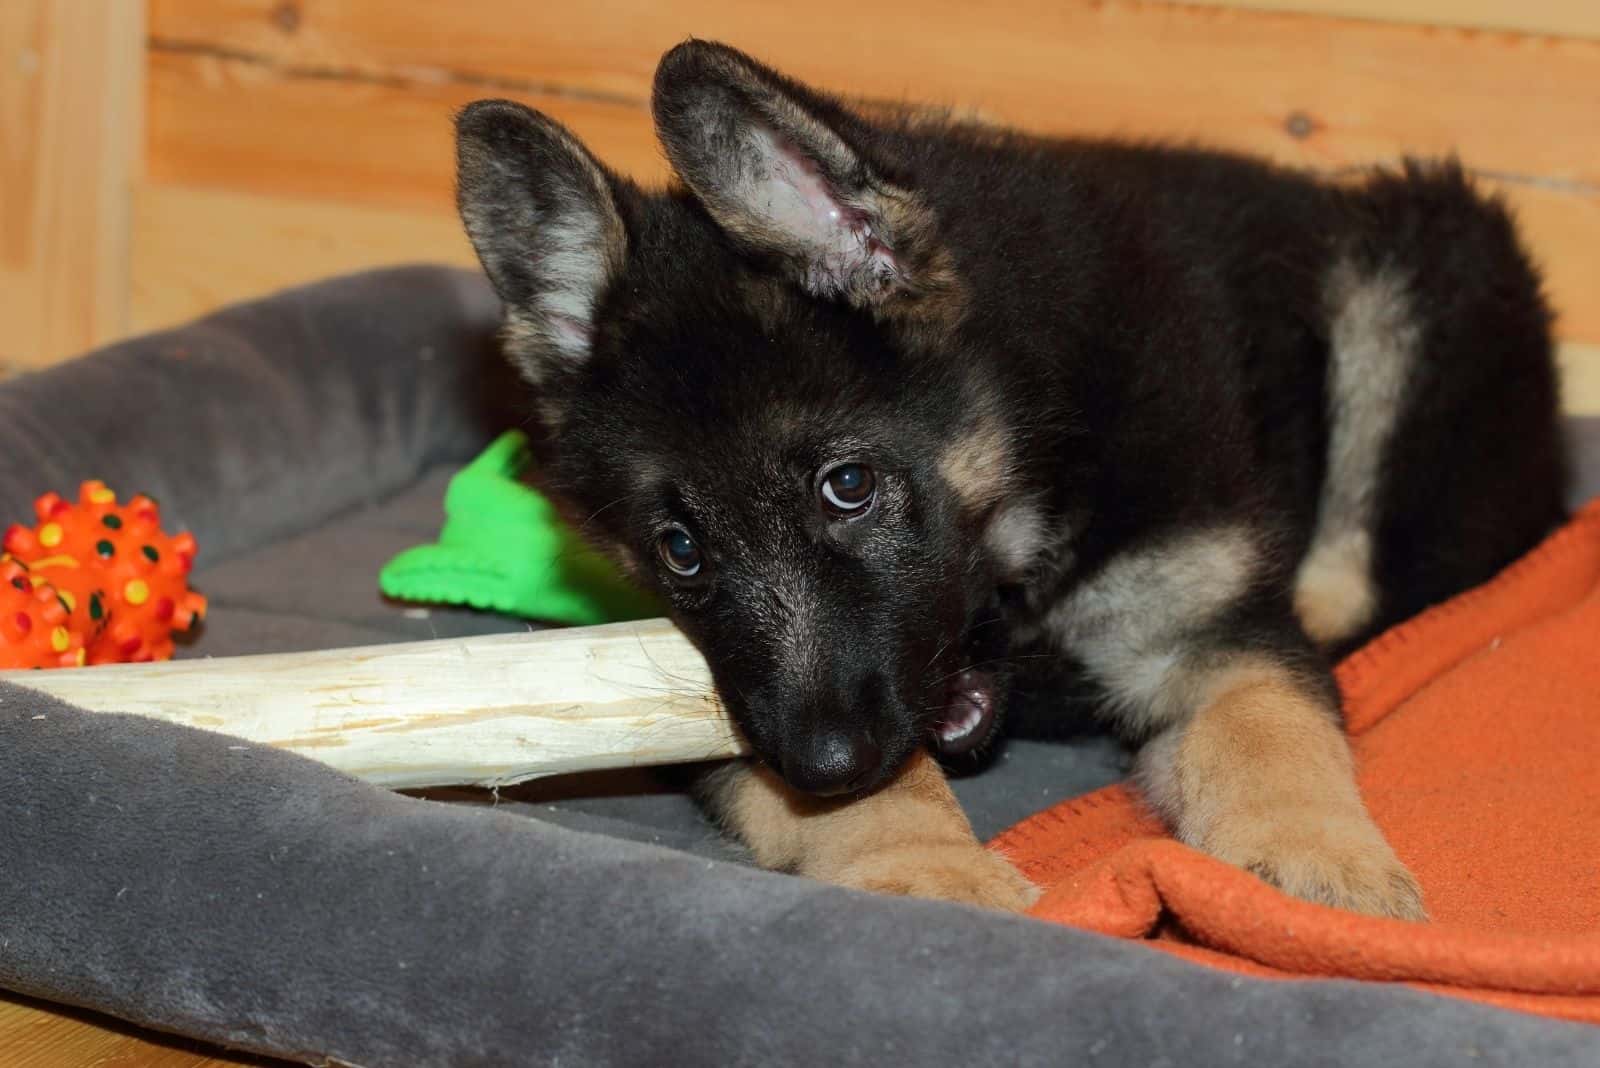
[933,668,998,756]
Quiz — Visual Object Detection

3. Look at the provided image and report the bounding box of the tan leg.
[1137,658,1425,920]
[704,751,1039,912]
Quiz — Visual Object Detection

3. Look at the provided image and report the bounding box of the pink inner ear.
[773,139,865,233]
[757,128,899,291]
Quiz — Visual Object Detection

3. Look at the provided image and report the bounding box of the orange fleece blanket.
[991,500,1600,1023]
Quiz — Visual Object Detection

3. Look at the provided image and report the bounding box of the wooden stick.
[0,619,747,790]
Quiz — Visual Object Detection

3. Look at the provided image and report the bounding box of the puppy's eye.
[658,528,702,577]
[820,463,876,517]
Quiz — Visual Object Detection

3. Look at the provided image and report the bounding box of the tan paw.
[1205,808,1426,921]
[832,842,1041,913]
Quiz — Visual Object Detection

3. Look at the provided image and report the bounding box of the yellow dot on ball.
[57,590,76,613]
[51,626,70,652]
[75,648,86,666]
[38,523,63,548]
[89,486,116,504]
[124,579,149,606]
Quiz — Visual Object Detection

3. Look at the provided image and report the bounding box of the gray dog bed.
[2,266,1598,1066]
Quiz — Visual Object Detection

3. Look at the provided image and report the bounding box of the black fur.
[455,42,1566,801]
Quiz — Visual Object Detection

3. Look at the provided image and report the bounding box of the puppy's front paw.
[1206,808,1425,921]
[832,842,1041,913]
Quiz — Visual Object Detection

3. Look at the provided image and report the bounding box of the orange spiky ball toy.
[1,481,205,669]
[1,556,86,669]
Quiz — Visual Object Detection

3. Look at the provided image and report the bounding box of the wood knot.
[1284,110,1317,141]
[271,1,301,33]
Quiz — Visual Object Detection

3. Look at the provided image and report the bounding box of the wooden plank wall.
[6,1,1600,407]
[0,1,144,372]
[1228,0,1600,39]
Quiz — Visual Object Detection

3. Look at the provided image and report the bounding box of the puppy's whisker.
[919,638,954,674]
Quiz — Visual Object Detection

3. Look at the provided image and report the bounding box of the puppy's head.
[456,81,1019,796]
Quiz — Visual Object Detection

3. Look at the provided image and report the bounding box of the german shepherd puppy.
[454,41,1566,917]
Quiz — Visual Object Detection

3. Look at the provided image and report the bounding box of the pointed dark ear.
[456,100,627,384]
[651,41,957,316]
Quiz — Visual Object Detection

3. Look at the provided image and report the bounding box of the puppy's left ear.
[652,40,957,316]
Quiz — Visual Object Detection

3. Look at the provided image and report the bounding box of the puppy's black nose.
[782,730,882,797]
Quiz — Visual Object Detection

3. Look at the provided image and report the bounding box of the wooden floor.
[0,993,284,1067]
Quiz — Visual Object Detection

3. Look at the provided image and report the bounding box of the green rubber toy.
[379,429,663,626]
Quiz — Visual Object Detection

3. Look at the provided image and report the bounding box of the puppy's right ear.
[456,100,626,384]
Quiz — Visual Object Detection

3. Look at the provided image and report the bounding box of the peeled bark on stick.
[0,618,745,790]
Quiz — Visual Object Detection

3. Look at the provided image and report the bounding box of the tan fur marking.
[871,187,968,336]
[1048,525,1262,734]
[938,414,1012,511]
[1294,260,1419,646]
[1138,660,1424,920]
[707,751,1038,912]
[1294,532,1379,646]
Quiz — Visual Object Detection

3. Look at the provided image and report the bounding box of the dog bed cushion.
[4,267,1600,1065]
